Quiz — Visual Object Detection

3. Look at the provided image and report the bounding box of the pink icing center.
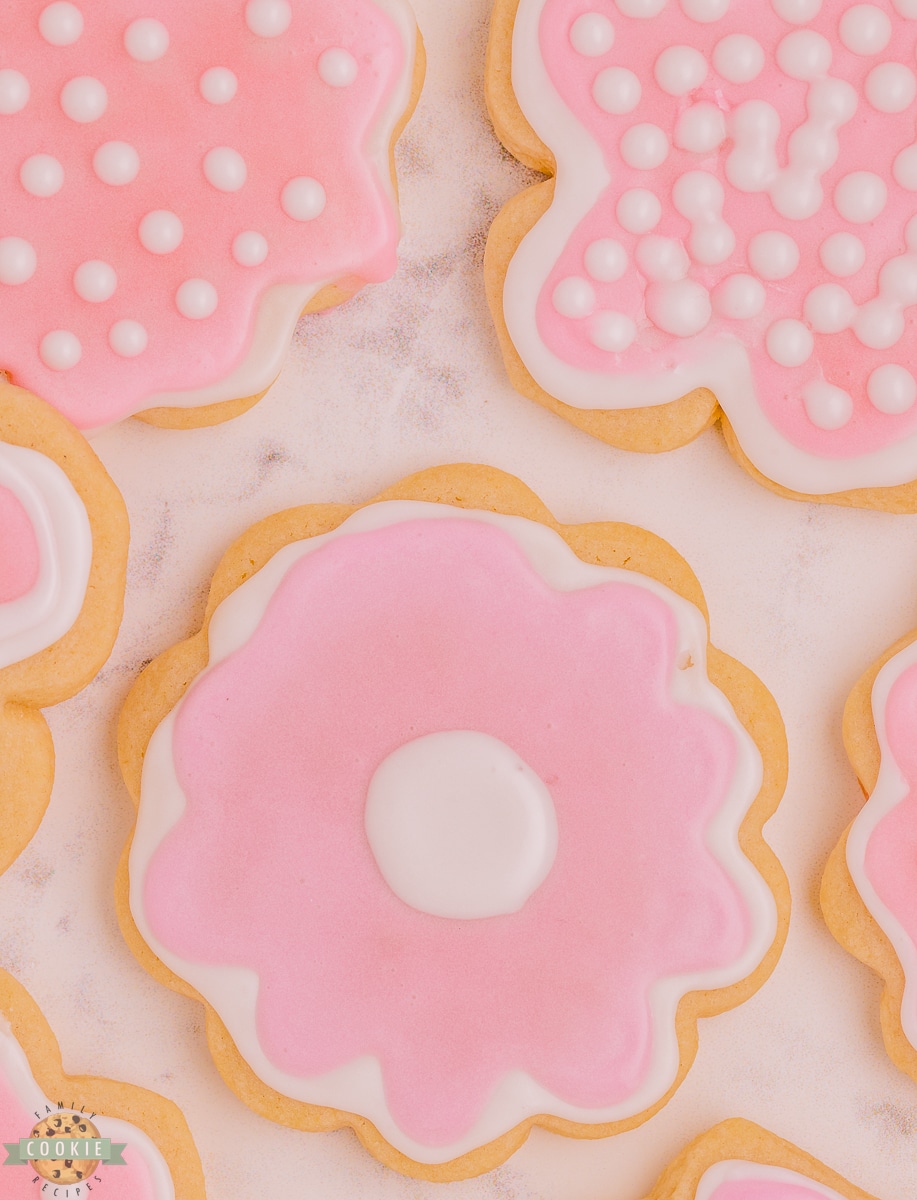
[0,1061,159,1199]
[709,1181,834,1200]
[864,658,917,1031]
[0,485,40,603]
[537,0,917,459]
[144,517,753,1147]
[0,1,405,427]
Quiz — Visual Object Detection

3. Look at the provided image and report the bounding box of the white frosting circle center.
[364,731,558,919]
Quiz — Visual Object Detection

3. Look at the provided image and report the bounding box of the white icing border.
[846,635,917,1052]
[138,0,418,418]
[0,442,92,672]
[0,1014,174,1200]
[694,1159,847,1200]
[130,500,777,1164]
[505,0,917,495]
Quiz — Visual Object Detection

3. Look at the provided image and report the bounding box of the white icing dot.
[679,0,730,21]
[109,319,148,357]
[646,279,712,336]
[60,76,107,123]
[617,188,662,232]
[39,2,83,46]
[691,222,736,265]
[584,238,627,281]
[771,0,822,21]
[879,255,917,305]
[589,310,637,351]
[834,171,887,222]
[200,67,238,104]
[654,46,708,95]
[245,0,292,37]
[203,146,247,192]
[365,732,557,921]
[673,102,726,153]
[854,300,904,348]
[803,381,853,430]
[233,231,269,266]
[747,230,800,280]
[93,141,140,186]
[635,235,690,281]
[818,229,863,276]
[770,170,823,221]
[176,279,218,320]
[138,209,183,254]
[570,12,615,56]
[839,5,892,55]
[73,259,116,302]
[868,364,917,414]
[673,170,723,218]
[593,67,641,114]
[614,0,667,14]
[20,154,64,197]
[766,318,814,366]
[620,123,669,169]
[712,273,766,318]
[897,0,917,14]
[803,283,855,332]
[0,70,28,115]
[893,145,917,190]
[0,237,36,285]
[713,34,765,82]
[124,17,169,62]
[552,276,596,318]
[40,330,81,370]
[281,176,326,220]
[807,76,859,123]
[776,30,832,80]
[318,48,358,87]
[865,62,917,113]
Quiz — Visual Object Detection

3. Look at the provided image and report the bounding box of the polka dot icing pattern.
[693,1160,848,1200]
[0,440,92,672]
[130,501,777,1165]
[507,0,917,493]
[845,637,917,1060]
[0,1,414,428]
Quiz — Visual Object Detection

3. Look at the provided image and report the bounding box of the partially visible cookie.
[0,968,204,1198]
[117,463,788,1180]
[486,0,917,509]
[0,0,423,430]
[822,623,917,1087]
[646,1119,877,1200]
[0,378,128,874]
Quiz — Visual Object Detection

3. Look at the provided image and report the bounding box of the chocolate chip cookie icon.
[29,1112,100,1185]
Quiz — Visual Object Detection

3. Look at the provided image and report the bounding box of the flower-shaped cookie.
[488,0,917,504]
[646,1119,878,1200]
[118,466,788,1180]
[0,379,128,874]
[0,970,203,1198]
[0,0,419,429]
[823,624,917,1087]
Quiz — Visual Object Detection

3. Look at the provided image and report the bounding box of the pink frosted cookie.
[822,620,917,1088]
[117,465,789,1180]
[0,1,421,430]
[0,379,128,875]
[645,1119,878,1200]
[487,0,917,507]
[0,969,204,1198]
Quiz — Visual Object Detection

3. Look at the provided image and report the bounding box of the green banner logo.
[3,1137,126,1165]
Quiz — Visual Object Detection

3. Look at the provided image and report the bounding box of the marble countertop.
[2,1,917,1196]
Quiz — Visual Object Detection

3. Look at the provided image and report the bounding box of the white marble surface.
[2,1,917,1197]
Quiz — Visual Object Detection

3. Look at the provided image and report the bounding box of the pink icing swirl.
[140,514,765,1150]
[0,485,39,603]
[0,1,408,427]
[526,0,917,471]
